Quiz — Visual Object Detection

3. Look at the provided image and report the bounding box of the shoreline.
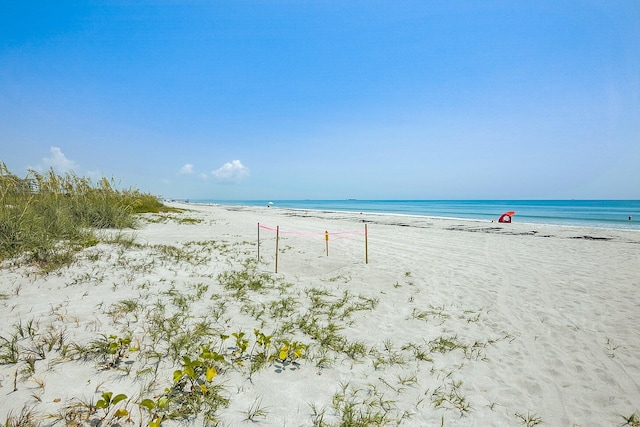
[187,200,640,232]
[190,201,640,236]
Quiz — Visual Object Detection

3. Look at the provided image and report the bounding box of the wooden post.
[325,230,329,256]
[365,224,368,264]
[275,226,280,273]
[257,223,260,263]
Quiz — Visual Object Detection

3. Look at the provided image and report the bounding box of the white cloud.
[212,160,249,182]
[179,163,195,175]
[35,147,79,174]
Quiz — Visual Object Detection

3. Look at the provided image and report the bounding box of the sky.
[1,1,639,200]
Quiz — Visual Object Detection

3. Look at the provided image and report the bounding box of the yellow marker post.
[325,230,329,256]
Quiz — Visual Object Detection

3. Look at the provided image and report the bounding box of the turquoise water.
[194,200,640,230]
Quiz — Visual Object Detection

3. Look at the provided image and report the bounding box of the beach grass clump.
[244,398,269,422]
[2,405,39,427]
[320,382,394,426]
[515,411,543,426]
[0,163,168,269]
[0,333,20,364]
[76,334,138,370]
[146,214,202,224]
[431,378,472,415]
[428,335,466,354]
[218,259,276,296]
[371,340,406,369]
[106,299,143,325]
[622,413,640,426]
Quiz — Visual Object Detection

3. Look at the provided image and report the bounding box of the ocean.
[193,200,640,231]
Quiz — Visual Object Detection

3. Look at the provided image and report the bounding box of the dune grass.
[0,162,172,269]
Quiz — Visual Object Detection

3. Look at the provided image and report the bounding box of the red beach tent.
[498,211,515,223]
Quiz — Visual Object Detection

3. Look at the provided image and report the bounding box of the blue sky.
[1,1,639,200]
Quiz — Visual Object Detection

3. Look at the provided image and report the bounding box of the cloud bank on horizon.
[1,2,639,200]
[25,147,250,188]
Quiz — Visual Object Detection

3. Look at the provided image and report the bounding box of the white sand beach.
[1,203,639,426]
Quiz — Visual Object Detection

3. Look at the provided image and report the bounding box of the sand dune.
[1,203,639,426]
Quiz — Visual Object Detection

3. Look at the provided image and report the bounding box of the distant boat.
[347,198,357,201]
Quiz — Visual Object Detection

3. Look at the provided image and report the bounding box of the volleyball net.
[257,223,369,272]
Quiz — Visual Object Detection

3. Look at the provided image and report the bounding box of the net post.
[325,230,329,256]
[365,224,368,264]
[275,226,280,273]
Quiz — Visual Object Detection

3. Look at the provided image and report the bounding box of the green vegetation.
[0,162,173,269]
[96,392,129,422]
[515,411,543,426]
[623,413,640,427]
